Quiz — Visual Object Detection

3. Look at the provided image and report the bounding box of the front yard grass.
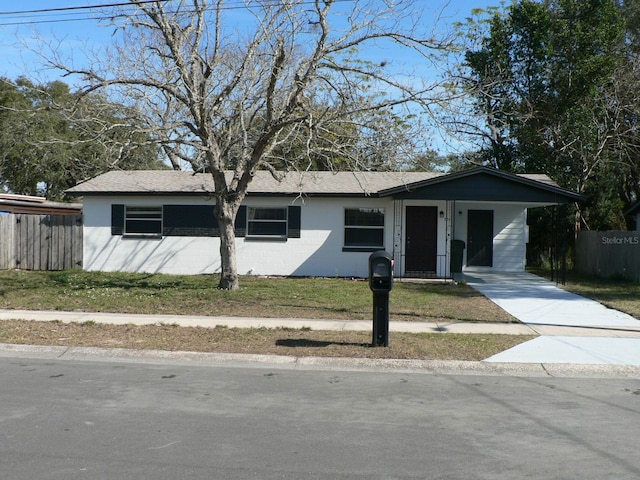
[0,270,518,323]
[531,268,640,320]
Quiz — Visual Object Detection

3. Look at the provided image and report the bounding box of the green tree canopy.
[0,77,164,200]
[449,0,640,265]
[460,1,629,219]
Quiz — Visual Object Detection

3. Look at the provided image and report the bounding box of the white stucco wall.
[82,195,396,277]
[81,196,530,277]
[240,197,394,277]
[83,196,220,275]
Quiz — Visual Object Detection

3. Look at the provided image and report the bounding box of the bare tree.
[51,0,453,289]
[607,56,640,216]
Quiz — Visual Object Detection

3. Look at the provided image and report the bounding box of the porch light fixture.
[439,211,444,218]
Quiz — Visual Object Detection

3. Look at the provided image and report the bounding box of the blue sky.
[0,1,502,155]
[0,1,501,83]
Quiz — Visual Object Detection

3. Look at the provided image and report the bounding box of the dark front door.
[467,210,493,267]
[405,206,438,274]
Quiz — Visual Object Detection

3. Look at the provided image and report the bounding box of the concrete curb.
[2,343,640,379]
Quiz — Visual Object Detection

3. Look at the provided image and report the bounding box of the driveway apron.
[465,271,640,365]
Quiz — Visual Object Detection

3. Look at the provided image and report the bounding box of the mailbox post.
[368,250,394,347]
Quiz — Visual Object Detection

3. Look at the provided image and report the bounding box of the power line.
[0,0,354,27]
[0,1,171,27]
[0,1,169,16]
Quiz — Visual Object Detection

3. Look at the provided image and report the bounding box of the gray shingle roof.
[66,170,442,196]
[66,167,570,199]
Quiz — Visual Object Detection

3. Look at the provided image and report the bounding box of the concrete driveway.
[465,271,640,365]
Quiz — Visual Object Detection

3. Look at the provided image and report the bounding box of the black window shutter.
[211,211,220,237]
[163,205,218,236]
[287,205,301,238]
[234,206,247,237]
[111,204,124,235]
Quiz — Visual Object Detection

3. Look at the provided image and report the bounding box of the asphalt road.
[2,356,640,480]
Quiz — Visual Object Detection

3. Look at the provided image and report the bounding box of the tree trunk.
[216,197,241,290]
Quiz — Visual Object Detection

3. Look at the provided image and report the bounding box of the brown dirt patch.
[0,320,533,361]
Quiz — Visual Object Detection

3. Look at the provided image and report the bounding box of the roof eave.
[624,201,640,216]
[378,166,586,203]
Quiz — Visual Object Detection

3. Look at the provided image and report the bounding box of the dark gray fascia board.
[378,166,586,203]
[624,200,640,216]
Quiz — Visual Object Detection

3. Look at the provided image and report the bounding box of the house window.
[124,206,162,237]
[247,207,287,239]
[344,208,384,251]
[111,204,301,239]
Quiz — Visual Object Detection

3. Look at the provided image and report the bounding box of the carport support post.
[372,292,390,347]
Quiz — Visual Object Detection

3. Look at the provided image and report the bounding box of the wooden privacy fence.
[0,214,83,270]
[575,231,640,282]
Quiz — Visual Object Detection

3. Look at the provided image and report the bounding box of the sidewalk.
[0,308,536,334]
[3,307,640,337]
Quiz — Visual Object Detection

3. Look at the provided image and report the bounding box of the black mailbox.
[368,250,394,293]
[368,251,393,347]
